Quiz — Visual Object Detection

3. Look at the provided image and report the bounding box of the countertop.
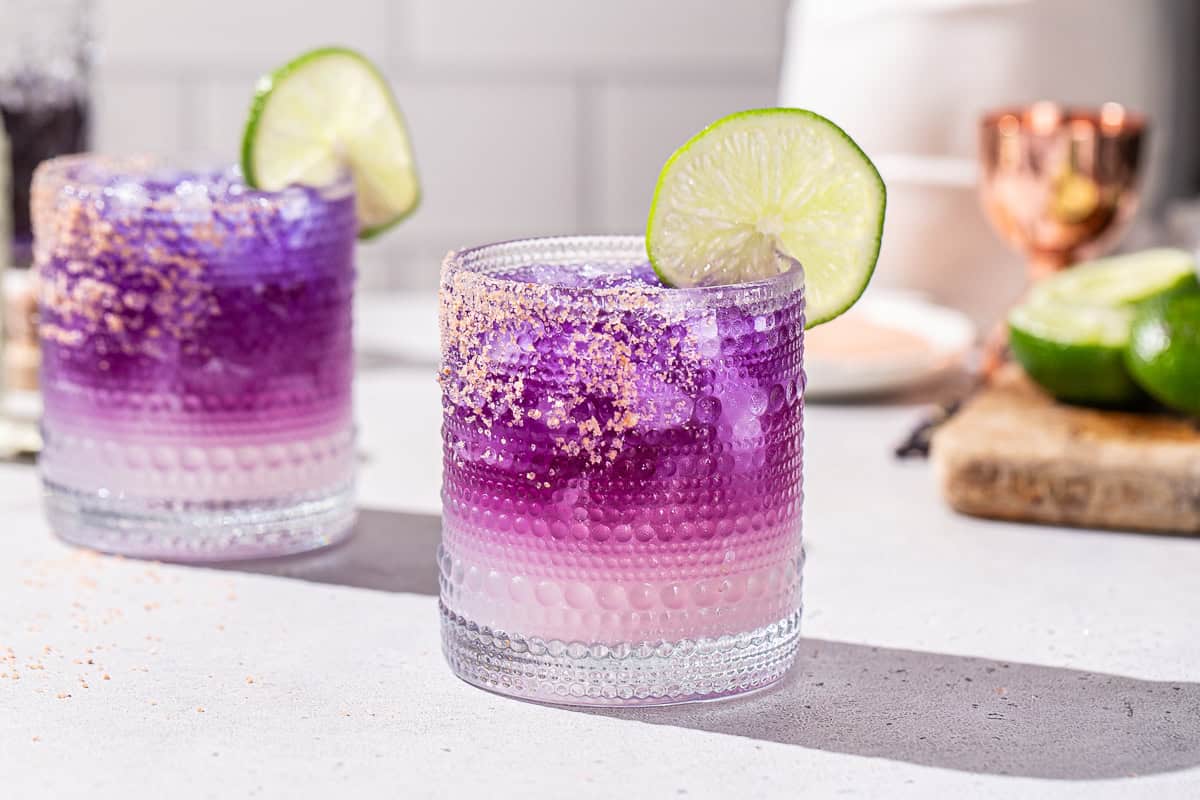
[2,294,1199,799]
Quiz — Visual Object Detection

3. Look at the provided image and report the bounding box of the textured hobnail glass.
[34,155,357,561]
[438,235,805,706]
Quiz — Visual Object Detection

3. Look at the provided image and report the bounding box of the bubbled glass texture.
[438,236,806,705]
[34,155,357,560]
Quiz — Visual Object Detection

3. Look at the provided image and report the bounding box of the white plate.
[804,290,976,400]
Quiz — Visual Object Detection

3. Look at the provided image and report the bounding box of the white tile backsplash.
[192,74,258,159]
[358,76,581,291]
[408,0,786,73]
[99,0,391,68]
[93,69,188,155]
[592,80,779,233]
[384,77,581,249]
[91,0,787,290]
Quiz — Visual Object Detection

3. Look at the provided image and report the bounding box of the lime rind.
[646,108,885,328]
[241,46,420,240]
[1008,303,1143,407]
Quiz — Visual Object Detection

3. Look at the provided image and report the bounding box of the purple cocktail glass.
[34,155,357,560]
[439,235,805,705]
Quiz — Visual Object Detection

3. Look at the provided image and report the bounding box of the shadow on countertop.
[222,506,441,595]
[583,638,1200,780]
[221,508,1200,780]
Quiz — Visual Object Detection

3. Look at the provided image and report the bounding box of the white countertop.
[3,294,1199,799]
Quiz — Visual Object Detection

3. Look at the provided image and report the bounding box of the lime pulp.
[646,108,885,328]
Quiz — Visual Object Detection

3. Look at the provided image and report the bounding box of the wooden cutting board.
[931,364,1200,534]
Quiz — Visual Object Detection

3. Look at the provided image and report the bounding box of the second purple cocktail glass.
[34,155,357,560]
[439,236,806,705]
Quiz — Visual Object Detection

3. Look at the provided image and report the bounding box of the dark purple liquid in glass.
[2,76,89,264]
[34,155,358,560]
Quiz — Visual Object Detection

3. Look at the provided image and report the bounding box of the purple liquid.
[439,238,806,703]
[35,155,358,559]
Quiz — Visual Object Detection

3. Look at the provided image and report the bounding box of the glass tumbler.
[438,235,806,705]
[34,155,358,560]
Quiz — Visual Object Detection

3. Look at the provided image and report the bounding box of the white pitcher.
[780,0,1177,325]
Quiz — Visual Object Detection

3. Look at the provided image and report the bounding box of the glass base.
[440,604,802,707]
[43,480,357,562]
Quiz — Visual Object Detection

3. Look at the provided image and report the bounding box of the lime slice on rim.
[1008,302,1144,407]
[646,108,886,327]
[1029,248,1197,307]
[242,46,420,239]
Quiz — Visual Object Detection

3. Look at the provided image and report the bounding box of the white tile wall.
[592,81,779,233]
[92,0,788,289]
[380,78,580,241]
[408,0,785,72]
[99,0,390,68]
[93,70,187,155]
[359,77,582,289]
[192,77,258,161]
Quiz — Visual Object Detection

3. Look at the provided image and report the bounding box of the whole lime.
[1125,290,1200,416]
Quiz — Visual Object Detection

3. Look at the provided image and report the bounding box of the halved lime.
[242,47,420,239]
[1126,290,1200,416]
[1008,302,1144,407]
[646,108,885,327]
[1029,248,1197,307]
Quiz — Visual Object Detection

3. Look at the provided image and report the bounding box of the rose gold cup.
[979,101,1146,281]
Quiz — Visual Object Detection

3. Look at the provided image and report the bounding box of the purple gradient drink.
[439,236,805,705]
[34,155,357,560]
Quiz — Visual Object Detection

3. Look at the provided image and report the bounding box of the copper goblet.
[979,101,1146,282]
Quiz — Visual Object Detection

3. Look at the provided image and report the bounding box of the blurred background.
[4,0,1200,312]
[88,0,791,293]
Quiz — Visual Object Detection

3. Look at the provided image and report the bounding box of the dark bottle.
[0,0,91,268]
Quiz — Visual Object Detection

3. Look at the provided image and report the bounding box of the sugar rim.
[32,153,355,211]
[443,235,805,302]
